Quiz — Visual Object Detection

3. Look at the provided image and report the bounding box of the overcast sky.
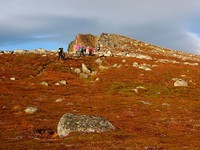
[0,0,200,54]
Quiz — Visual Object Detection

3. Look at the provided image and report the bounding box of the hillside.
[0,34,200,149]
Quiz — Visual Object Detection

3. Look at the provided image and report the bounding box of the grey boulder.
[57,113,115,137]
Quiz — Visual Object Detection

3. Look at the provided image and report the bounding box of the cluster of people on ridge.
[75,45,94,57]
[57,45,95,60]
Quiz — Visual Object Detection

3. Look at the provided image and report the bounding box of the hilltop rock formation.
[68,34,98,53]
[68,33,200,62]
[68,33,139,53]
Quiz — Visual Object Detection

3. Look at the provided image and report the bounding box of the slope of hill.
[0,33,200,149]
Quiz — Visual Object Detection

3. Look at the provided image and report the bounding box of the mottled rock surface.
[57,113,115,137]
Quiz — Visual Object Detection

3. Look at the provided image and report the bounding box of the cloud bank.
[0,0,200,54]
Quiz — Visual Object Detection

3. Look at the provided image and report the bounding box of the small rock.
[95,58,103,65]
[181,75,186,77]
[132,86,146,93]
[40,82,49,86]
[82,63,91,74]
[91,71,98,76]
[122,60,126,63]
[74,68,81,74]
[140,100,152,105]
[162,103,170,107]
[132,88,138,93]
[133,62,139,67]
[117,64,122,68]
[80,73,89,78]
[104,51,113,57]
[172,78,179,81]
[10,77,16,81]
[24,106,38,114]
[174,79,188,87]
[59,80,67,85]
[112,64,118,68]
[55,99,63,102]
[136,86,145,90]
[55,83,60,86]
[99,65,109,70]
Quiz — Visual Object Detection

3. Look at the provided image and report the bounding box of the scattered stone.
[172,78,179,81]
[82,63,91,74]
[40,82,49,86]
[55,99,63,102]
[80,73,89,78]
[140,100,152,105]
[152,64,158,67]
[67,102,74,106]
[117,64,122,68]
[24,106,38,114]
[122,59,126,63]
[55,83,60,86]
[133,62,152,71]
[127,53,153,60]
[104,51,113,57]
[95,58,103,65]
[131,86,145,93]
[116,52,128,56]
[13,50,27,54]
[10,77,16,81]
[181,75,186,78]
[42,54,47,57]
[57,113,115,137]
[112,64,118,68]
[36,48,46,54]
[139,65,152,71]
[132,88,139,93]
[74,68,81,74]
[183,62,198,66]
[98,52,105,57]
[99,65,110,70]
[136,86,145,90]
[91,71,98,76]
[174,79,188,87]
[162,103,170,107]
[59,80,67,85]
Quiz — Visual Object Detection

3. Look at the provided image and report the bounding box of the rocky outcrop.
[68,33,200,63]
[57,113,115,137]
[67,33,139,53]
[68,34,98,53]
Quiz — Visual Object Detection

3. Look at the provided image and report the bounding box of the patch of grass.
[105,82,134,96]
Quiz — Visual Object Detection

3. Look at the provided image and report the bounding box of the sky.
[0,0,200,54]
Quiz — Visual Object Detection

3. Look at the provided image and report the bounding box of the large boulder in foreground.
[57,113,115,137]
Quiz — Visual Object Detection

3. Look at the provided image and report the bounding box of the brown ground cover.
[0,53,200,149]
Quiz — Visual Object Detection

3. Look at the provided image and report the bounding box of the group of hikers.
[75,45,94,57]
[58,45,94,60]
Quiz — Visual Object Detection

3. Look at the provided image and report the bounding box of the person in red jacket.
[88,47,94,56]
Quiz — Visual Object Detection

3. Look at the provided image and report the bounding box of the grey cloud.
[0,0,200,54]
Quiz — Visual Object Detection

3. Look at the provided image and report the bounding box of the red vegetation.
[0,52,200,149]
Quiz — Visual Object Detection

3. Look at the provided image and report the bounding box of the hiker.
[75,45,81,57]
[75,45,80,53]
[58,47,66,60]
[76,46,85,57]
[82,46,86,54]
[88,47,94,56]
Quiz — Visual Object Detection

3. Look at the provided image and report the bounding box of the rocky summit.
[0,33,200,149]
